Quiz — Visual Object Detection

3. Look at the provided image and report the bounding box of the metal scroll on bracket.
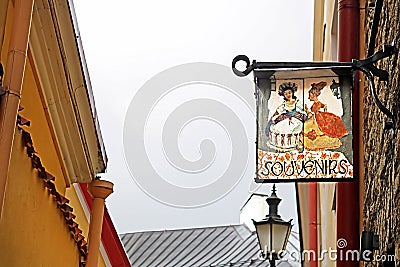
[232,44,397,130]
[353,44,396,130]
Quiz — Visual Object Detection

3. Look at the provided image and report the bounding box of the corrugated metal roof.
[121,225,301,267]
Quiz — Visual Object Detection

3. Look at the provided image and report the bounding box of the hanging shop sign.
[232,46,395,182]
[254,67,354,182]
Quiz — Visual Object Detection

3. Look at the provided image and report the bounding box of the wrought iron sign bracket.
[232,44,397,130]
[232,56,354,77]
[353,44,396,130]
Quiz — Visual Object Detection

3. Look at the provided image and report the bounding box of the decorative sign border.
[254,69,354,182]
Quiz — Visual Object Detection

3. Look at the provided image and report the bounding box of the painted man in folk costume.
[304,81,348,150]
[265,82,308,152]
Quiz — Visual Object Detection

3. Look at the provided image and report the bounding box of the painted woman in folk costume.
[266,82,308,151]
[304,81,348,151]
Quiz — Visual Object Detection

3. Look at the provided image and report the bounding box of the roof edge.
[66,0,107,171]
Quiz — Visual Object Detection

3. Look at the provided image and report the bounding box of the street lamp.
[253,184,292,267]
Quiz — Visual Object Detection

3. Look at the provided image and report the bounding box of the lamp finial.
[272,184,277,196]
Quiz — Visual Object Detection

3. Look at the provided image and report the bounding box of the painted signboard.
[255,69,354,182]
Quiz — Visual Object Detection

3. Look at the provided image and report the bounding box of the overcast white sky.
[73,0,314,234]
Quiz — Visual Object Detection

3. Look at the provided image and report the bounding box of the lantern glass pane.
[255,223,271,254]
[272,223,290,252]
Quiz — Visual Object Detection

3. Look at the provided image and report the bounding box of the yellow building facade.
[0,0,127,266]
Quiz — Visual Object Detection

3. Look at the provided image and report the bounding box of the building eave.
[28,0,106,184]
[67,0,107,171]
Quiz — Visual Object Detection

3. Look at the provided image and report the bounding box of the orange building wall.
[0,1,108,265]
[0,132,80,266]
[19,57,68,193]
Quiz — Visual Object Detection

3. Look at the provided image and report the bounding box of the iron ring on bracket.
[232,44,396,130]
[232,55,253,77]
